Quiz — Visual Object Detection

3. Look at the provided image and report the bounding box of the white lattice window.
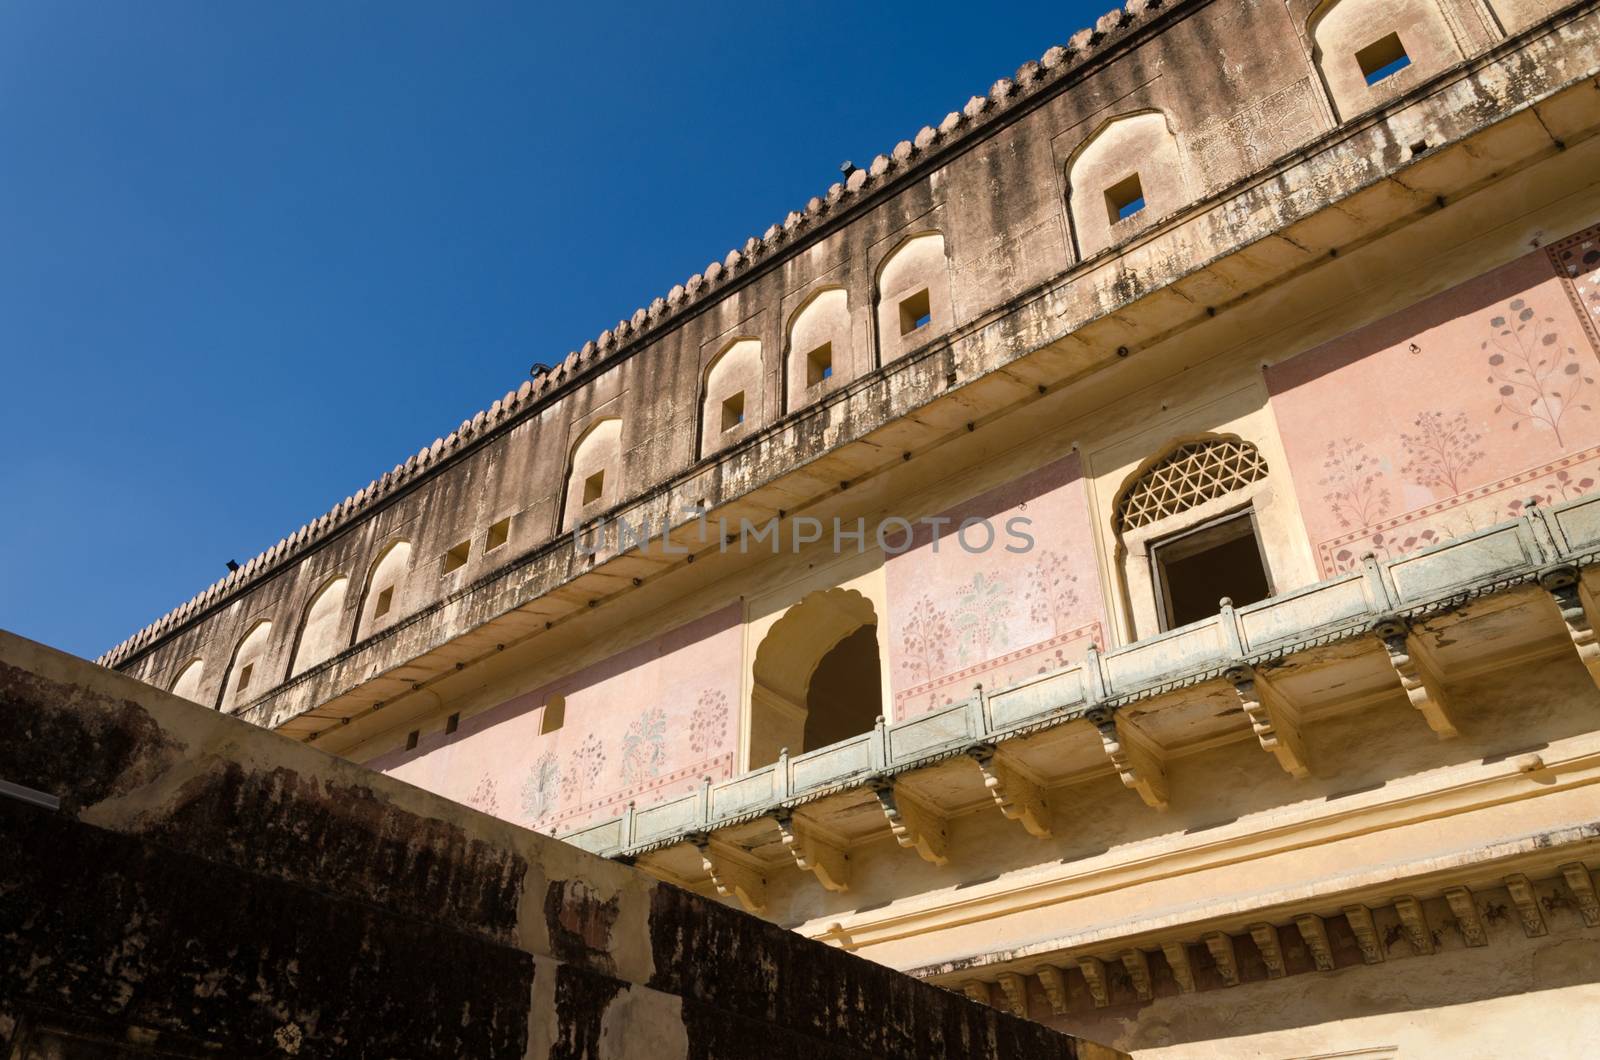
[1117,439,1269,532]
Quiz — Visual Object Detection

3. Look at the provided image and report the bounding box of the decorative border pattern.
[1548,222,1600,356]
[894,621,1102,717]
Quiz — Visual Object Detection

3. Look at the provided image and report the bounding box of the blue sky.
[0,1,1109,659]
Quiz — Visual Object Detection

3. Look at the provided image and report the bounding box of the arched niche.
[220,620,273,713]
[700,337,762,458]
[786,288,852,412]
[562,418,622,532]
[355,540,411,642]
[875,232,952,367]
[1483,0,1566,33]
[1066,111,1183,261]
[1309,0,1463,121]
[169,658,205,703]
[290,575,349,676]
[749,587,882,768]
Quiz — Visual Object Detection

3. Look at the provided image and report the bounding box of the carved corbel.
[995,972,1029,1017]
[961,980,992,1007]
[1091,711,1169,810]
[693,835,767,914]
[1035,965,1069,1014]
[774,812,849,892]
[1444,887,1488,947]
[1505,874,1548,938]
[1077,957,1110,1008]
[1372,617,1459,738]
[1541,567,1600,690]
[1202,932,1239,987]
[965,744,1052,838]
[1392,896,1434,955]
[1294,914,1336,971]
[1160,941,1196,993]
[1225,665,1310,778]
[1248,924,1286,979]
[1342,905,1383,964]
[870,780,949,866]
[1561,863,1600,926]
[1120,949,1154,1000]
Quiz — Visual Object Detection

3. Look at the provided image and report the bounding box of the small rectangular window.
[405,729,419,751]
[582,470,605,506]
[1151,509,1272,630]
[442,540,471,574]
[445,712,460,735]
[374,585,394,618]
[1357,33,1411,85]
[1106,173,1146,223]
[898,289,932,335]
[721,391,746,432]
[806,342,834,387]
[236,663,253,692]
[486,517,511,552]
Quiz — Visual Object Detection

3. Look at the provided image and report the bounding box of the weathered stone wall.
[0,630,1103,1059]
[99,0,1593,730]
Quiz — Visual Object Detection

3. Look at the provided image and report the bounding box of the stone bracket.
[1161,941,1196,993]
[1561,863,1600,927]
[1541,566,1600,691]
[1077,956,1110,1008]
[1202,932,1239,987]
[1120,949,1154,1000]
[871,780,949,866]
[1248,923,1286,979]
[1226,665,1310,778]
[1343,905,1384,964]
[1036,965,1069,1014]
[693,835,768,914]
[1505,874,1549,938]
[1294,914,1335,971]
[995,972,1029,1017]
[1393,896,1435,955]
[1092,711,1169,810]
[774,812,850,892]
[966,744,1052,837]
[1445,887,1488,947]
[961,980,991,1007]
[1373,617,1459,738]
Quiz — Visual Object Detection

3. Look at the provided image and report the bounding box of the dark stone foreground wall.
[0,630,1108,1059]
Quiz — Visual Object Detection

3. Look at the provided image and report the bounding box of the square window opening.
[721,391,746,433]
[582,470,605,506]
[486,517,511,552]
[374,585,394,618]
[1150,509,1272,631]
[541,694,566,735]
[442,540,471,574]
[1357,33,1411,85]
[445,712,460,735]
[806,342,834,387]
[1106,173,1146,223]
[405,729,419,751]
[898,289,932,335]
[236,662,253,693]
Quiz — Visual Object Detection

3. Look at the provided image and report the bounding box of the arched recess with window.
[785,287,852,413]
[874,232,952,368]
[561,417,622,533]
[1308,0,1465,121]
[748,587,882,769]
[1113,436,1282,640]
[219,619,273,713]
[700,338,762,458]
[1066,110,1184,262]
[354,540,410,643]
[1483,0,1567,34]
[169,658,205,703]
[289,574,349,676]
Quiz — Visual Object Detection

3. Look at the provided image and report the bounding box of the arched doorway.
[750,588,883,768]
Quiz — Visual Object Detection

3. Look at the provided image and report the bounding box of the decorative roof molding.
[97,0,1177,669]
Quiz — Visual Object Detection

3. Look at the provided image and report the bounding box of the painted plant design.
[467,772,500,816]
[520,752,561,822]
[620,706,668,785]
[1508,467,1599,513]
[1399,410,1484,495]
[900,595,952,685]
[689,689,729,757]
[1485,297,1591,447]
[1024,550,1080,634]
[954,571,1013,665]
[1319,437,1389,530]
[559,732,605,805]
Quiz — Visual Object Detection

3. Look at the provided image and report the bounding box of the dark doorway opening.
[803,625,883,750]
[1151,510,1272,630]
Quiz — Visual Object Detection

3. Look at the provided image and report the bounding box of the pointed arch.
[1064,110,1184,261]
[785,286,852,413]
[169,657,205,703]
[699,337,762,458]
[874,231,951,368]
[355,539,411,643]
[219,619,273,713]
[289,574,350,676]
[561,417,623,532]
[1307,0,1463,121]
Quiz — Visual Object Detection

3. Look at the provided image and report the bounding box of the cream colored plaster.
[355,539,411,642]
[290,575,348,676]
[168,657,205,703]
[1310,0,1467,121]
[875,232,953,366]
[1067,111,1186,261]
[1486,0,1572,34]
[220,619,273,713]
[700,337,762,459]
[785,288,852,413]
[563,417,622,533]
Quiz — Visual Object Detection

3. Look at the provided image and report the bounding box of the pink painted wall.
[1269,220,1600,576]
[368,603,741,834]
[885,452,1108,719]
